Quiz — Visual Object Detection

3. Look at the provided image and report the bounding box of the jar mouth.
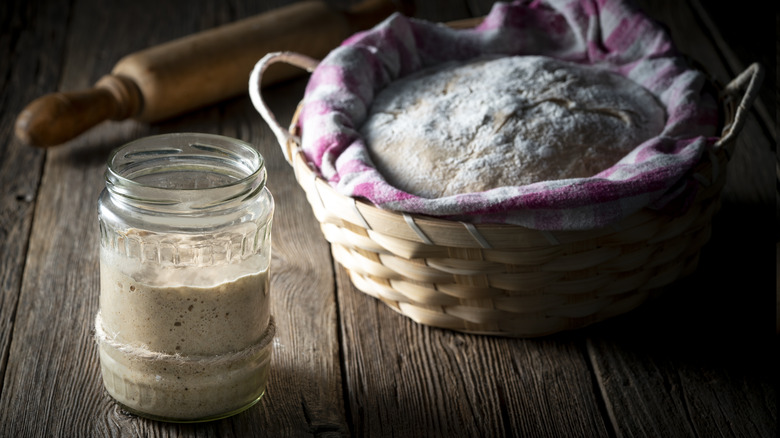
[106,133,266,211]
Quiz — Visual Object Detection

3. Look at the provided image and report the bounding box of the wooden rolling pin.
[15,0,405,147]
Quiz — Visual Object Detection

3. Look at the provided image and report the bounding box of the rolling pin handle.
[14,74,142,148]
[96,74,143,121]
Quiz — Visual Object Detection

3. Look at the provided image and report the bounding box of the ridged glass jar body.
[95,133,274,422]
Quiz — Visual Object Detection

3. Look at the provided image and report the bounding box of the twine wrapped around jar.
[94,313,275,366]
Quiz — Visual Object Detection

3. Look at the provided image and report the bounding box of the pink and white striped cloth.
[297,0,719,230]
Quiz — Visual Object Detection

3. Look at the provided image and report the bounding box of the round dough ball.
[359,55,666,198]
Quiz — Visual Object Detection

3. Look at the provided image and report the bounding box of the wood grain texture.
[0,0,69,401]
[337,266,613,437]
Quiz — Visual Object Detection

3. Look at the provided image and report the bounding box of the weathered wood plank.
[337,266,613,437]
[233,77,349,437]
[0,0,69,401]
[586,268,777,438]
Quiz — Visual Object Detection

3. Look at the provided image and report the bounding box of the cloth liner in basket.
[291,0,723,230]
[249,0,763,336]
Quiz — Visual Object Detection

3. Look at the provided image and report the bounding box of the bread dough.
[359,55,666,198]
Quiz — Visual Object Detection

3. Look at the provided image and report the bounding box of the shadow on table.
[578,199,777,376]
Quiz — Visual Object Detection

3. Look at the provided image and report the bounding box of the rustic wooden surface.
[0,0,776,437]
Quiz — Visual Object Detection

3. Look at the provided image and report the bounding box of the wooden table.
[1,0,776,436]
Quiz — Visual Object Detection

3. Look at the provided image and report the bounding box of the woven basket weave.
[251,49,763,337]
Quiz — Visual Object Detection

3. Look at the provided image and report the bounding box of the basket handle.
[715,62,764,150]
[249,51,320,163]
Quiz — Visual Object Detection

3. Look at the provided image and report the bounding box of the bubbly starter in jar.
[96,233,274,421]
[95,133,275,422]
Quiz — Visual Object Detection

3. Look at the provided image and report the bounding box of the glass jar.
[95,133,275,422]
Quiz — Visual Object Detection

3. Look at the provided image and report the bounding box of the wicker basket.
[250,50,763,337]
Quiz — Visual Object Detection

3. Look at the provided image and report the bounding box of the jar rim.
[105,133,267,213]
[106,133,264,192]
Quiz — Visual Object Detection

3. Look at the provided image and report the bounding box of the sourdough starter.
[97,251,272,421]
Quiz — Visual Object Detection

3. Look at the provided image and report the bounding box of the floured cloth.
[297,0,719,230]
